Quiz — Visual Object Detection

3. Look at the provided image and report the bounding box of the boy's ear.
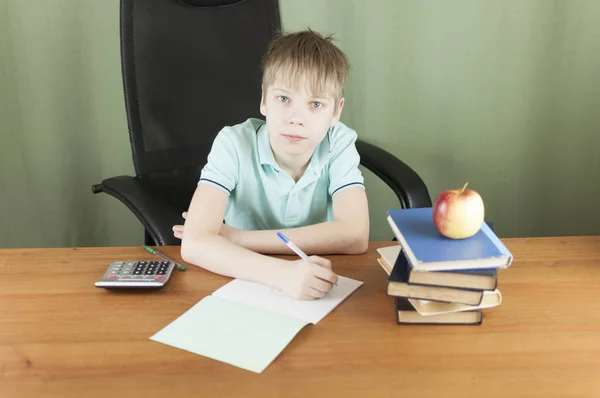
[330,97,345,126]
[260,85,266,116]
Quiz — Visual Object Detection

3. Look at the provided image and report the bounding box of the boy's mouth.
[282,134,306,142]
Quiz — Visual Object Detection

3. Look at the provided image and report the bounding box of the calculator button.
[155,275,164,279]
[107,275,117,279]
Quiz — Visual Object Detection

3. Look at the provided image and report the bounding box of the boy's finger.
[307,286,326,299]
[182,212,188,219]
[309,255,332,269]
[312,265,337,285]
[309,276,333,293]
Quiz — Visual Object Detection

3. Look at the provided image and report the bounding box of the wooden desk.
[1,237,599,398]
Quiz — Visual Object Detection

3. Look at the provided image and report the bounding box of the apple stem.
[460,182,469,194]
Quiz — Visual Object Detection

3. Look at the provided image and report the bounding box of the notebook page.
[211,275,363,324]
[150,295,309,373]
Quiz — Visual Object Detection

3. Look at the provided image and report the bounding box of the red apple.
[433,182,485,239]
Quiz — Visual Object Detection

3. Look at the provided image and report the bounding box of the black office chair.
[93,0,432,246]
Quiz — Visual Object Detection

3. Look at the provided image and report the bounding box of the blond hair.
[261,29,349,103]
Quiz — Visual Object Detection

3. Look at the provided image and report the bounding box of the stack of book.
[378,207,513,325]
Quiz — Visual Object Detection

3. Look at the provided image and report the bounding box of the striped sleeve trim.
[199,178,231,194]
[331,182,365,197]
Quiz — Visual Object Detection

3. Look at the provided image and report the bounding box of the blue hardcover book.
[386,207,513,272]
[378,244,498,290]
[387,249,486,305]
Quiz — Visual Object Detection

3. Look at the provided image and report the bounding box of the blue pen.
[277,232,337,285]
[277,232,312,262]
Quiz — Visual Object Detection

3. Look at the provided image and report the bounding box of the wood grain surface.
[1,237,599,397]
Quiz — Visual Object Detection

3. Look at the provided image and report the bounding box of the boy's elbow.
[350,238,369,254]
[180,239,194,264]
[344,231,369,254]
[181,233,221,265]
[180,235,204,264]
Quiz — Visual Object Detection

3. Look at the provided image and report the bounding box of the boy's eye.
[277,96,289,103]
[311,101,322,109]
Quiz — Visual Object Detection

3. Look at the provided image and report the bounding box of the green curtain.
[1,0,599,248]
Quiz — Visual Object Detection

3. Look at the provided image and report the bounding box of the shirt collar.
[257,123,280,171]
[305,127,331,177]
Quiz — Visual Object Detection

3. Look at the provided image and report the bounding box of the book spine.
[396,318,483,326]
[406,278,498,292]
[394,298,483,325]
[387,283,485,306]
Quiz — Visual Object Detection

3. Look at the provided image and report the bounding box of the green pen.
[143,245,186,271]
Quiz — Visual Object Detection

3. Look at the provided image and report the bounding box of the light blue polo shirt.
[198,118,364,231]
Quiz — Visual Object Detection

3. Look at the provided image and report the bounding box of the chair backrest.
[120,0,281,211]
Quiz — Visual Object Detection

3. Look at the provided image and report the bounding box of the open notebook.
[150,276,363,373]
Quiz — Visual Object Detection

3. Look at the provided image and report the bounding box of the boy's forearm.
[180,234,285,287]
[232,221,368,255]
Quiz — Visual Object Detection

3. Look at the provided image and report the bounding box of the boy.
[178,29,369,300]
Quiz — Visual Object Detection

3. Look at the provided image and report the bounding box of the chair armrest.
[92,176,181,246]
[355,140,432,208]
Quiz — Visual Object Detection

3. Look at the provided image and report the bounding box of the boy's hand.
[278,256,338,300]
[172,212,187,240]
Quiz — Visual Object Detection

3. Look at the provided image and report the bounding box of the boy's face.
[260,82,344,158]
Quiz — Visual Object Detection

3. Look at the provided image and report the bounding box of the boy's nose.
[286,108,304,126]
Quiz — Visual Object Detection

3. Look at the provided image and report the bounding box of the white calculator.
[95,260,176,289]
